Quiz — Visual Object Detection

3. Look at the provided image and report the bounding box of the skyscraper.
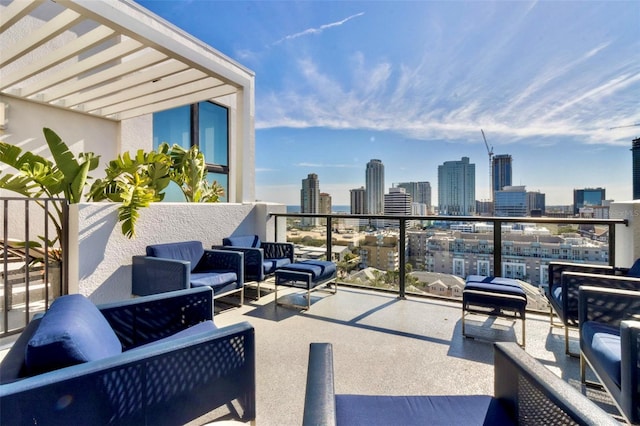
[633,138,640,199]
[492,154,512,194]
[300,173,319,226]
[438,157,476,216]
[396,181,432,212]
[319,192,332,214]
[573,187,606,214]
[366,159,385,214]
[350,187,366,214]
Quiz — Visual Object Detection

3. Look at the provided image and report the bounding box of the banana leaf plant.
[0,128,99,257]
[167,143,224,203]
[89,147,172,239]
[88,142,223,238]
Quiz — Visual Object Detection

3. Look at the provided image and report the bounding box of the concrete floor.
[197,282,622,425]
[0,281,622,425]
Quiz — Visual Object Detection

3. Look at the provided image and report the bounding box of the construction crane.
[481,129,493,201]
[609,123,640,130]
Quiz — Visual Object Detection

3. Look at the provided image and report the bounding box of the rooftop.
[194,280,621,425]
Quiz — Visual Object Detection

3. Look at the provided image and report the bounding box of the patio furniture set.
[0,238,637,424]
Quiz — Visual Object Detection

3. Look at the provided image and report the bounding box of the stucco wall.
[610,200,640,267]
[69,202,286,304]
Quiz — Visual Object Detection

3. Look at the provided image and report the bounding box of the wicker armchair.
[303,342,617,425]
[579,285,640,424]
[545,260,640,355]
[0,287,256,425]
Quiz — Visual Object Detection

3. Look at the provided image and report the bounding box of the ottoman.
[462,275,528,347]
[274,260,337,309]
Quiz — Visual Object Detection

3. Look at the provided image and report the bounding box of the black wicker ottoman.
[274,260,337,309]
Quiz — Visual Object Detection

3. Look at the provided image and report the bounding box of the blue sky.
[138,0,639,206]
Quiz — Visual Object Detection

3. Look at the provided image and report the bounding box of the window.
[153,101,229,201]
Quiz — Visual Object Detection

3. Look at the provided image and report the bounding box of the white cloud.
[273,12,365,45]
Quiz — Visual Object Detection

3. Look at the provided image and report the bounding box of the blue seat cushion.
[279,260,336,281]
[190,271,238,289]
[146,241,204,273]
[581,321,621,388]
[627,258,640,278]
[135,320,217,351]
[25,294,122,375]
[335,394,514,426]
[466,275,522,288]
[263,257,292,275]
[223,235,261,248]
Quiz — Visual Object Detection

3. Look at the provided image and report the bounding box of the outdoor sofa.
[303,341,617,425]
[0,287,256,425]
[132,240,245,305]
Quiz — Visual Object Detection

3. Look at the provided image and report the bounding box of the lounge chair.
[0,287,256,425]
[303,341,617,425]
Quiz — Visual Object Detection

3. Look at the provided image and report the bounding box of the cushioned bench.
[462,275,528,347]
[274,260,337,309]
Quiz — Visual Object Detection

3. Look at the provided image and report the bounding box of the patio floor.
[196,281,623,425]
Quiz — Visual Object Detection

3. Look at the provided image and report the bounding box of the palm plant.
[0,128,99,256]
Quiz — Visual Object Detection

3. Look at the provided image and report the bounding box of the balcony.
[195,279,617,425]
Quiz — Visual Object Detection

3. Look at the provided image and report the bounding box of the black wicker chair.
[303,342,618,425]
[545,260,640,356]
[579,285,640,424]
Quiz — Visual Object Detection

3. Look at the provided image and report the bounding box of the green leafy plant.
[167,143,224,203]
[89,143,224,238]
[0,128,100,255]
[89,148,172,238]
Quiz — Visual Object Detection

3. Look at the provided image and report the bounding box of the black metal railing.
[271,213,627,300]
[1,197,69,337]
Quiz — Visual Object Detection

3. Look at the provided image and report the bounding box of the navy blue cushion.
[190,271,238,288]
[581,321,621,388]
[466,275,522,289]
[146,241,204,273]
[627,258,640,278]
[336,394,514,426]
[25,294,122,375]
[223,235,261,248]
[279,260,336,281]
[264,258,292,275]
[134,320,217,351]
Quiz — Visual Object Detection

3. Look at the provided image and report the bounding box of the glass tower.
[365,159,385,214]
[438,157,476,216]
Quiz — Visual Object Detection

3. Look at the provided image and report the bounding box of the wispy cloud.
[273,12,365,45]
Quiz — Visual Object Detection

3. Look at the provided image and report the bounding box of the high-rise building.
[384,187,412,215]
[319,192,332,214]
[350,187,366,214]
[438,157,476,216]
[527,191,546,216]
[573,187,606,214]
[492,154,512,194]
[494,186,527,217]
[300,173,319,226]
[365,159,385,214]
[632,138,640,199]
[396,181,432,212]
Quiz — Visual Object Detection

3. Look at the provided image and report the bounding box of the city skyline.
[139,1,639,206]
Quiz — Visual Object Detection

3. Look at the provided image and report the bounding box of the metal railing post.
[399,218,406,299]
[326,216,332,261]
[494,218,502,277]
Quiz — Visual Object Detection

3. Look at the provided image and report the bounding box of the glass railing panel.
[279,212,623,314]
